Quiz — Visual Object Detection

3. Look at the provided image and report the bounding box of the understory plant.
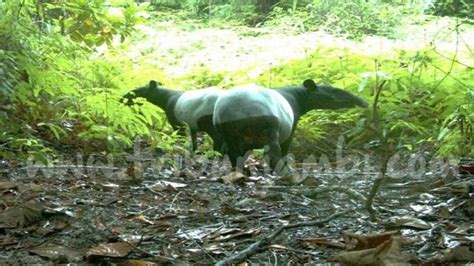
[0,0,179,161]
[259,46,473,159]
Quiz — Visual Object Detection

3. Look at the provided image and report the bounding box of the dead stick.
[215,210,349,266]
[263,185,367,202]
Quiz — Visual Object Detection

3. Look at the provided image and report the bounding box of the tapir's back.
[214,84,295,142]
[175,87,223,129]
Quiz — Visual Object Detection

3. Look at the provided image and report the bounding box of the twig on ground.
[169,191,182,213]
[262,185,367,202]
[364,69,391,220]
[175,219,219,263]
[215,210,349,266]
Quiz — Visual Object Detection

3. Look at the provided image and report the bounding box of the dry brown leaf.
[135,214,155,225]
[221,204,253,215]
[112,168,130,181]
[0,237,18,246]
[208,228,242,240]
[331,236,410,265]
[188,244,226,255]
[100,182,120,192]
[221,204,243,215]
[389,215,431,230]
[300,237,346,249]
[343,231,401,250]
[250,190,283,201]
[161,180,187,189]
[151,220,174,229]
[86,241,138,258]
[466,198,474,216]
[228,216,249,223]
[448,223,474,239]
[274,174,296,185]
[268,244,290,251]
[24,183,45,192]
[149,180,187,192]
[0,202,44,228]
[214,228,259,241]
[219,171,247,184]
[178,227,220,241]
[123,259,160,266]
[449,181,471,194]
[247,175,264,182]
[0,181,17,190]
[127,162,144,181]
[427,245,474,264]
[28,243,82,262]
[409,204,434,215]
[0,208,25,229]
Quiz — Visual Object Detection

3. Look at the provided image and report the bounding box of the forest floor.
[1,12,473,264]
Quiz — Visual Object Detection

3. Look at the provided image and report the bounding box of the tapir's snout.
[335,91,369,109]
[121,92,136,106]
[356,97,369,108]
[323,85,369,109]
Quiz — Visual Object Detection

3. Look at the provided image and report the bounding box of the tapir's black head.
[302,79,369,110]
[121,80,162,105]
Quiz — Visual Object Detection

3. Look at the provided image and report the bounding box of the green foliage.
[149,0,182,8]
[35,0,148,46]
[150,0,266,25]
[264,7,310,32]
[267,0,403,38]
[209,4,261,25]
[0,1,183,160]
[258,47,473,158]
[429,0,474,19]
[177,67,227,88]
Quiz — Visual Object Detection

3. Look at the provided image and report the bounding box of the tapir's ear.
[303,79,317,90]
[149,80,158,89]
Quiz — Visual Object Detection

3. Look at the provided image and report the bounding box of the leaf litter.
[0,151,472,264]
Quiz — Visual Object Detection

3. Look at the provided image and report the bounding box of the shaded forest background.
[0,0,472,162]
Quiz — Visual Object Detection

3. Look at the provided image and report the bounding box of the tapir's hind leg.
[217,116,282,173]
[205,127,223,152]
[216,122,247,171]
[225,138,247,170]
[211,133,223,152]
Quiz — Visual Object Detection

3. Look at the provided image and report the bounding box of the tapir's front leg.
[267,130,282,171]
[280,132,294,157]
[268,131,294,177]
[190,129,198,152]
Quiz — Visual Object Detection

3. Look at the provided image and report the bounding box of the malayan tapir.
[213,79,369,174]
[122,80,224,151]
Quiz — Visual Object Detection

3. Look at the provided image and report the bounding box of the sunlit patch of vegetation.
[257,47,473,158]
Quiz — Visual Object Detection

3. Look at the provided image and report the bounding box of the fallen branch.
[215,210,349,266]
[315,186,367,202]
[262,185,367,202]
